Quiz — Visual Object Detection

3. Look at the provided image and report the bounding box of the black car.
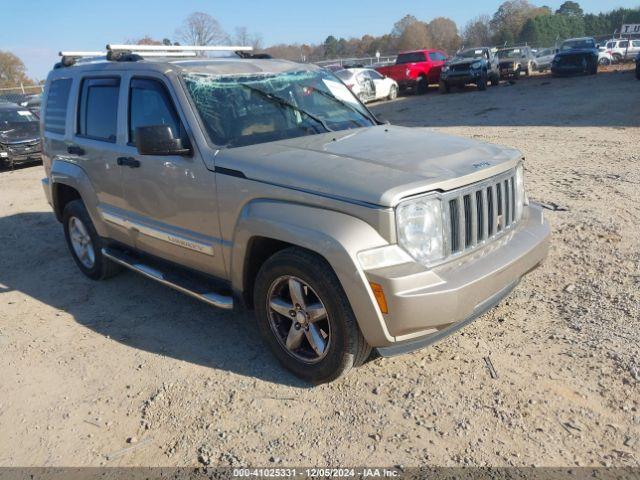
[551,37,599,76]
[496,46,535,78]
[0,102,42,169]
[636,52,640,80]
[439,47,500,93]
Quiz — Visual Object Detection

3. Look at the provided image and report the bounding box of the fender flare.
[50,159,106,236]
[230,200,395,345]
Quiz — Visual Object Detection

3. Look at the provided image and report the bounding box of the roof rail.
[55,45,256,68]
[106,44,253,53]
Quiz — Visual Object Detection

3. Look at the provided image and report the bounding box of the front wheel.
[490,74,500,87]
[598,57,611,66]
[253,248,371,384]
[477,75,487,91]
[438,80,450,94]
[388,84,398,100]
[416,76,428,94]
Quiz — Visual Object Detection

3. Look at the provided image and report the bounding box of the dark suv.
[439,47,500,93]
[0,102,42,169]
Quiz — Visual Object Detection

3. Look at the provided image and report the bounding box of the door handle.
[67,145,85,156]
[116,157,141,168]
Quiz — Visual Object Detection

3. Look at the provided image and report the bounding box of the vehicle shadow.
[0,211,310,388]
[370,68,639,128]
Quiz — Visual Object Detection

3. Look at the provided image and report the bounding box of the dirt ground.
[0,66,638,468]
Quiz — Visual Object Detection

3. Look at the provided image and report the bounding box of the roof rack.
[56,44,255,68]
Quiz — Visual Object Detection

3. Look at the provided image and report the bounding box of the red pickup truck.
[376,49,448,94]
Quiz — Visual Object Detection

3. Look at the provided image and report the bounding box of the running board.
[101,247,233,310]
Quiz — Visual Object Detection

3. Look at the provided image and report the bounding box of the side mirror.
[135,125,191,156]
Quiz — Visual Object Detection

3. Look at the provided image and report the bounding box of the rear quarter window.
[44,78,72,134]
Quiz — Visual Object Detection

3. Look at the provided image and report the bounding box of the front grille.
[450,63,471,72]
[444,169,521,257]
[557,55,586,67]
[499,61,515,70]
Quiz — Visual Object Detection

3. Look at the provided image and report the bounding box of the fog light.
[369,282,389,314]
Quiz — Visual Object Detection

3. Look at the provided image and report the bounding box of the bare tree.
[176,12,228,47]
[462,15,493,47]
[233,26,263,50]
[392,14,420,37]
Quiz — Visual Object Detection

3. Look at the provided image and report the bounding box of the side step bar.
[102,247,233,310]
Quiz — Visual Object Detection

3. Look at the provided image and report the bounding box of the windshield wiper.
[308,86,376,124]
[238,84,333,133]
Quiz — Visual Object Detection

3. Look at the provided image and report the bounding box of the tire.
[477,75,487,91]
[490,74,500,87]
[253,247,371,384]
[438,80,450,94]
[525,62,531,76]
[598,57,610,66]
[388,85,398,100]
[613,53,622,63]
[416,76,428,94]
[62,200,121,280]
[636,65,640,80]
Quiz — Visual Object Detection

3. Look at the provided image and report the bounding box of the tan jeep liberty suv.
[40,45,550,383]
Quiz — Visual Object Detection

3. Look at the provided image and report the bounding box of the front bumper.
[441,70,482,85]
[363,204,549,354]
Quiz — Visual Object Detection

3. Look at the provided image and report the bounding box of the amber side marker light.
[370,282,389,314]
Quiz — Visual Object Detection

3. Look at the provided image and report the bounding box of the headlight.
[470,61,482,69]
[396,196,445,266]
[515,163,526,221]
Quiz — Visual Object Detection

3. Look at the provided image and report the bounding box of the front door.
[118,74,226,278]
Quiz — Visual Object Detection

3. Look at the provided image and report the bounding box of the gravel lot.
[0,67,638,468]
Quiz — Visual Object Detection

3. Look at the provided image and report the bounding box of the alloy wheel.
[266,275,331,364]
[68,216,95,269]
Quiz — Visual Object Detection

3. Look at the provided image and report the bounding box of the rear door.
[367,70,389,99]
[70,75,131,246]
[118,73,226,278]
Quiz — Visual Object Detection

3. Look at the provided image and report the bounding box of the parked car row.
[330,37,624,102]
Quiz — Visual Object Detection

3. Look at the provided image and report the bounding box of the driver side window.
[129,78,183,144]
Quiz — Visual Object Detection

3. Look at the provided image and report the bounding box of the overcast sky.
[2,0,637,80]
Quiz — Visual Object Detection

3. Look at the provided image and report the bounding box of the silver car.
[40,46,549,383]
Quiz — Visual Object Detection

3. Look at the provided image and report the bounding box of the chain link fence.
[0,84,44,106]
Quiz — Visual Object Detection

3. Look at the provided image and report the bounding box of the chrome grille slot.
[439,167,522,262]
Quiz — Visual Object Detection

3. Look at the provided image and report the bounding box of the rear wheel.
[490,74,500,87]
[63,200,121,280]
[598,57,611,66]
[253,248,371,384]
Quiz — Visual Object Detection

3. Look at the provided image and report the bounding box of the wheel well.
[53,183,81,222]
[242,237,295,309]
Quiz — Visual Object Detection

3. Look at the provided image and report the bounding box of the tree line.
[266,1,640,61]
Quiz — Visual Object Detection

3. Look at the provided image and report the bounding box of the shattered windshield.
[456,49,486,59]
[497,48,522,58]
[183,69,375,148]
[0,108,38,129]
[561,39,595,51]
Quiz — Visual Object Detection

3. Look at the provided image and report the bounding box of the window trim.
[127,76,184,147]
[76,76,121,143]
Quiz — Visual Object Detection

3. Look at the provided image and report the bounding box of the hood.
[447,57,483,67]
[216,125,521,207]
[0,122,39,144]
